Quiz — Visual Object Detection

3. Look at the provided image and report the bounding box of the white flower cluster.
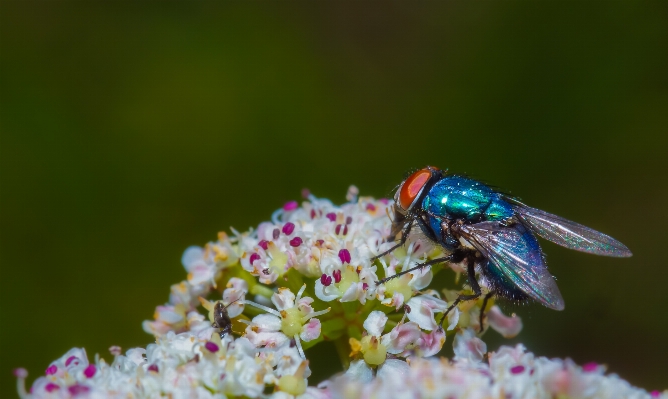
[329,330,667,399]
[17,332,325,399]
[15,188,665,398]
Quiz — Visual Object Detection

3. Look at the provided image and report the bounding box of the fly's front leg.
[371,220,413,260]
[438,256,482,330]
[376,255,455,285]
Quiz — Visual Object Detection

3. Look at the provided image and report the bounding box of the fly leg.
[438,256,482,330]
[376,255,454,284]
[478,291,495,333]
[371,221,413,261]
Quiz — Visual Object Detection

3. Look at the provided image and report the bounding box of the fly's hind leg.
[478,291,495,333]
[438,255,482,330]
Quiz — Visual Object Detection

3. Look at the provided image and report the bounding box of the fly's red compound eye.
[398,168,432,211]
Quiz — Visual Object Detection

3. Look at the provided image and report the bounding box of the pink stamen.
[13,368,27,378]
[65,356,78,367]
[205,341,220,353]
[380,198,389,204]
[283,201,298,211]
[326,213,336,222]
[333,270,342,283]
[249,253,261,264]
[651,391,661,398]
[510,365,525,374]
[343,225,349,235]
[83,364,96,378]
[316,239,324,247]
[310,209,316,219]
[582,362,598,372]
[366,203,376,211]
[282,222,295,235]
[335,224,342,235]
[147,364,159,373]
[258,240,269,250]
[273,228,280,240]
[346,216,352,225]
[320,274,332,286]
[45,364,57,375]
[338,249,351,264]
[362,283,369,290]
[45,383,60,392]
[289,237,303,247]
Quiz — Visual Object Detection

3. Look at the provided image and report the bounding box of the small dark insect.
[212,299,241,339]
[374,166,632,330]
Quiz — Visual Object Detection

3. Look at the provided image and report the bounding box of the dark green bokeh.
[2,1,667,394]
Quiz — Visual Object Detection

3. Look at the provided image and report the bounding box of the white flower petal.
[487,305,523,338]
[363,311,389,337]
[377,359,410,381]
[181,246,204,268]
[344,360,374,383]
[314,279,340,302]
[272,288,296,311]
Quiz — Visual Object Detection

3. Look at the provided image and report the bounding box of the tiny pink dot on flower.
[289,237,303,247]
[316,239,324,246]
[651,391,661,398]
[148,364,159,373]
[338,249,351,264]
[362,283,369,290]
[205,341,220,353]
[45,364,57,375]
[108,346,122,356]
[83,364,96,378]
[326,213,336,222]
[45,383,60,392]
[273,228,280,240]
[249,253,261,264]
[65,356,78,367]
[510,365,525,374]
[258,240,269,250]
[343,225,349,235]
[333,269,342,283]
[320,274,332,286]
[346,216,352,225]
[582,362,598,372]
[13,368,27,378]
[366,203,376,211]
[282,222,295,235]
[335,224,342,235]
[68,384,90,396]
[283,201,298,211]
[310,209,316,219]
[380,198,389,204]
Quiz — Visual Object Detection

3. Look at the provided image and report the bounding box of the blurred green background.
[2,1,667,394]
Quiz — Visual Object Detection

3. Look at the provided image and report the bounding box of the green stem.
[333,336,351,370]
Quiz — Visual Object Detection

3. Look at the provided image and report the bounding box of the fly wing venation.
[508,201,632,258]
[460,222,565,310]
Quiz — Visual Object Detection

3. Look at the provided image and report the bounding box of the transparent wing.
[460,222,565,310]
[508,201,632,257]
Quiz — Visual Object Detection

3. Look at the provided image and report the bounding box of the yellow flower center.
[337,266,360,293]
[280,307,304,337]
[360,336,387,366]
[384,274,414,302]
